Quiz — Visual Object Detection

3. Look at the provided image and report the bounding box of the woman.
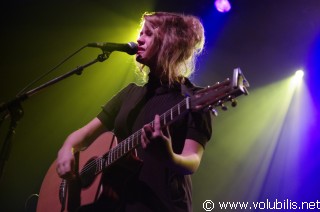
[56,12,212,211]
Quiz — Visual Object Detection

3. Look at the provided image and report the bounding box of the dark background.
[1,0,319,211]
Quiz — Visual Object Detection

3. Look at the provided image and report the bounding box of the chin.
[136,55,147,65]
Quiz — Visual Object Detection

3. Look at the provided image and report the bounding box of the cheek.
[146,39,160,58]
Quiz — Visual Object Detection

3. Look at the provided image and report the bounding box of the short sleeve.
[186,110,212,148]
[97,83,136,130]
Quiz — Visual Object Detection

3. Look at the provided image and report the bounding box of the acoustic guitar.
[37,68,249,212]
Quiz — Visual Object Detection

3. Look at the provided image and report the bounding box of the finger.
[143,124,154,139]
[162,126,171,138]
[56,162,65,175]
[57,163,67,176]
[63,162,71,172]
[57,161,75,179]
[141,128,148,149]
[154,115,161,133]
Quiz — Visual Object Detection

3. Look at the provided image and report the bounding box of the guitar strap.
[181,77,197,97]
[122,85,148,136]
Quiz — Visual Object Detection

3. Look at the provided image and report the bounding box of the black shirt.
[97,80,212,211]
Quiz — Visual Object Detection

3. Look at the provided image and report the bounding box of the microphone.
[87,42,138,55]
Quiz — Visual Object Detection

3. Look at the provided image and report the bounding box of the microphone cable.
[16,45,87,97]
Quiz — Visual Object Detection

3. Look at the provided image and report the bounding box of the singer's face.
[136,22,158,68]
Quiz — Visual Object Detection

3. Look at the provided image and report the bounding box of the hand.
[56,145,76,180]
[141,115,173,160]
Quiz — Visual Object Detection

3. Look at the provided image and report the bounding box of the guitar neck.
[102,97,190,167]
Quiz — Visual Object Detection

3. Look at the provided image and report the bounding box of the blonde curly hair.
[137,12,205,85]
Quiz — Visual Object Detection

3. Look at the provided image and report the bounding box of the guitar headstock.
[190,68,250,115]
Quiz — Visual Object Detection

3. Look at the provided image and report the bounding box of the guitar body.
[37,132,121,212]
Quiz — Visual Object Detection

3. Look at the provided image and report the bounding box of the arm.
[141,115,204,175]
[56,117,107,179]
[170,139,204,175]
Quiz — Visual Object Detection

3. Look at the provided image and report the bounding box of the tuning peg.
[208,105,218,116]
[231,98,237,107]
[216,100,228,111]
[227,95,237,107]
[211,108,218,116]
[221,104,228,111]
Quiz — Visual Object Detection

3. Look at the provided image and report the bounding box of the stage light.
[214,0,231,13]
[290,69,304,88]
[295,70,304,79]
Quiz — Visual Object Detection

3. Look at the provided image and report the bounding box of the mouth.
[137,47,145,54]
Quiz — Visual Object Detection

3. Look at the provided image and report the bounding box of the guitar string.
[78,99,187,175]
[77,99,187,176]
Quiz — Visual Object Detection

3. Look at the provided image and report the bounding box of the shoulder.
[117,82,144,94]
[123,82,145,94]
[113,82,147,103]
[181,78,205,95]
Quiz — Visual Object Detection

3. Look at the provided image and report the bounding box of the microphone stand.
[0,51,110,180]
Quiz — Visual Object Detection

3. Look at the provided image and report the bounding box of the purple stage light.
[214,0,231,13]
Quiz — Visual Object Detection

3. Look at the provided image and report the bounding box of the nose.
[137,36,144,45]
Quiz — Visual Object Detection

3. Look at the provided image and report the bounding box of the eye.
[145,29,153,36]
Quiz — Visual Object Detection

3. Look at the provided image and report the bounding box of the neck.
[148,72,166,84]
[147,70,185,88]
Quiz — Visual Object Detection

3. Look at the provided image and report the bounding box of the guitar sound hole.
[80,158,98,188]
